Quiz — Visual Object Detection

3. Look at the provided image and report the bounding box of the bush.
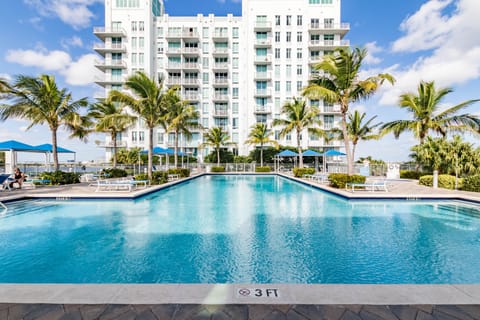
[211,166,225,172]
[328,173,366,189]
[255,166,271,173]
[134,171,168,185]
[292,167,315,177]
[400,170,430,180]
[39,171,80,185]
[101,168,128,178]
[419,174,461,190]
[168,168,190,178]
[462,174,480,192]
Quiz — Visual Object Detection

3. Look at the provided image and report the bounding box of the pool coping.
[1,173,480,305]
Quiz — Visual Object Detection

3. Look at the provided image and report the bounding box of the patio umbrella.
[0,140,42,173]
[322,149,346,173]
[274,150,299,171]
[34,143,76,172]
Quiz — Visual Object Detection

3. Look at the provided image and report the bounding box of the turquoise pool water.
[1,175,480,284]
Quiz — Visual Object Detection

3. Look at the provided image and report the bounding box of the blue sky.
[0,0,479,162]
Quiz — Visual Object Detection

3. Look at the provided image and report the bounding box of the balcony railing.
[254,89,272,96]
[212,32,229,38]
[183,47,199,54]
[184,93,200,100]
[183,78,200,85]
[166,63,182,69]
[213,48,229,54]
[308,22,350,30]
[213,109,229,116]
[309,40,350,47]
[166,48,182,54]
[213,94,229,100]
[183,62,199,69]
[213,63,229,69]
[254,39,272,46]
[254,21,272,29]
[95,59,127,68]
[255,106,271,113]
[167,78,182,85]
[254,55,272,63]
[98,141,128,148]
[214,78,229,85]
[93,43,126,51]
[254,72,272,79]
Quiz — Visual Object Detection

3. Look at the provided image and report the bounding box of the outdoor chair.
[0,174,12,191]
[346,179,389,192]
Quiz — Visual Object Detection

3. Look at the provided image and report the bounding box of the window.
[202,118,209,127]
[286,15,291,26]
[256,114,267,124]
[297,65,302,75]
[232,87,239,98]
[202,27,209,38]
[311,18,319,28]
[203,72,209,84]
[297,48,303,59]
[286,81,291,93]
[297,15,303,26]
[286,65,291,77]
[157,27,163,37]
[286,32,291,42]
[131,21,137,32]
[139,37,144,49]
[275,15,280,26]
[232,42,239,54]
[286,48,291,59]
[324,34,334,45]
[202,103,209,113]
[139,53,144,65]
[139,21,144,32]
[275,48,280,59]
[112,21,122,31]
[131,131,137,142]
[202,57,209,68]
[112,69,122,80]
[232,72,239,83]
[131,53,137,64]
[324,115,334,129]
[232,118,239,129]
[297,32,302,42]
[232,102,239,114]
[139,131,145,142]
[275,81,280,92]
[256,48,267,56]
[324,18,334,28]
[232,57,239,69]
[297,81,303,91]
[203,88,209,99]
[256,32,267,39]
[232,27,239,38]
[202,42,209,54]
[157,133,164,144]
[274,64,280,76]
[275,32,280,42]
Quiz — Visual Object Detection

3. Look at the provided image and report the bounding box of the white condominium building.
[94,0,349,161]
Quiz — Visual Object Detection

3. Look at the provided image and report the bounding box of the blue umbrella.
[302,149,322,157]
[0,140,38,152]
[323,149,346,156]
[276,150,298,157]
[34,144,75,153]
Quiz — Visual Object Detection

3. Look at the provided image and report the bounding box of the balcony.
[98,140,128,148]
[254,72,272,80]
[94,75,125,87]
[166,47,182,55]
[254,55,272,64]
[166,63,182,70]
[213,78,229,86]
[94,59,127,71]
[93,27,126,40]
[254,106,271,114]
[213,109,229,117]
[93,43,126,55]
[182,29,200,39]
[212,63,229,70]
[254,89,272,97]
[183,47,200,55]
[308,22,350,36]
[167,77,182,85]
[254,21,272,31]
[165,31,182,39]
[254,39,272,47]
[183,78,200,86]
[308,39,350,49]
[323,105,341,113]
[184,93,200,101]
[212,93,229,101]
[183,62,200,69]
[212,48,229,56]
[212,32,229,40]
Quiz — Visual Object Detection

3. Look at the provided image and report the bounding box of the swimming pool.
[1,175,480,284]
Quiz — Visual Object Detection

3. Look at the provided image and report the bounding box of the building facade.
[94,0,349,162]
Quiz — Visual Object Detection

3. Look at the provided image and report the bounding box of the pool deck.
[1,173,480,319]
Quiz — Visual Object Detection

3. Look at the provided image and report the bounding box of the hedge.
[211,166,225,172]
[39,171,80,185]
[292,167,315,177]
[101,168,128,178]
[400,170,430,180]
[461,174,480,192]
[328,173,366,189]
[418,174,461,190]
[255,166,271,172]
[167,168,190,178]
[134,171,169,185]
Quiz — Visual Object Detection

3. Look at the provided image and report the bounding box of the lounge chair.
[0,174,12,191]
[304,173,329,183]
[346,179,388,192]
[94,178,150,192]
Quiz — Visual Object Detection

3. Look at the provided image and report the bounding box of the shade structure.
[276,150,299,157]
[141,146,170,155]
[34,144,75,153]
[302,149,322,157]
[323,149,346,173]
[0,140,38,152]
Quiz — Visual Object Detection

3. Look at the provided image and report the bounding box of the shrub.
[419,174,461,190]
[328,173,366,189]
[101,168,128,178]
[462,174,480,192]
[255,166,271,172]
[292,167,315,177]
[211,166,225,172]
[168,168,190,178]
[39,171,80,185]
[134,171,168,185]
[400,170,430,180]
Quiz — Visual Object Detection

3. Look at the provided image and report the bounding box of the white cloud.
[23,0,102,29]
[363,42,383,65]
[374,0,480,105]
[61,36,84,49]
[5,48,98,86]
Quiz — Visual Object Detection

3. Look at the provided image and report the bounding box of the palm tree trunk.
[174,130,179,168]
[260,143,264,167]
[352,143,357,169]
[216,147,220,166]
[148,127,154,180]
[112,131,117,168]
[297,129,303,168]
[341,111,353,175]
[51,128,59,171]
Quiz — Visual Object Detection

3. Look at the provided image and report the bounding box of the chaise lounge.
[346,179,389,192]
[0,174,12,191]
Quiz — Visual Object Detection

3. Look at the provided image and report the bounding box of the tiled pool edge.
[0,284,479,305]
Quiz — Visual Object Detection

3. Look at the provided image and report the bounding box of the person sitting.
[9,168,26,189]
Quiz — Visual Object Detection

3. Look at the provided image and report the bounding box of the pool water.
[1,175,480,284]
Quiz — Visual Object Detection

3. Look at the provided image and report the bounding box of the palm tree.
[303,47,395,174]
[163,89,201,167]
[381,81,480,144]
[0,74,90,170]
[272,97,324,168]
[342,110,382,163]
[245,123,278,166]
[110,72,168,180]
[202,127,232,166]
[88,97,136,168]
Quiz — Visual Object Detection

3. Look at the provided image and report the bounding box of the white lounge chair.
[0,174,12,191]
[346,180,388,192]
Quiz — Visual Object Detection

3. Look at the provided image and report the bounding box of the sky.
[0,0,479,162]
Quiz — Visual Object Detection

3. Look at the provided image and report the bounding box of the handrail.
[0,201,7,213]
